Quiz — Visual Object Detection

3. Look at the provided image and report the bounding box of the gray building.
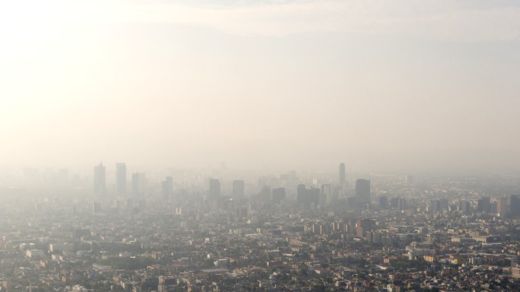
[339,162,346,186]
[355,179,371,204]
[116,162,127,195]
[93,163,106,195]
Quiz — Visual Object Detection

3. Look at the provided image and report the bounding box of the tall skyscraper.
[355,179,371,204]
[272,187,286,203]
[93,163,106,195]
[132,172,146,196]
[320,184,332,206]
[339,163,346,186]
[232,180,245,198]
[116,163,127,195]
[497,196,510,217]
[162,176,173,200]
[297,184,308,207]
[511,195,520,217]
[209,178,221,198]
[477,197,491,213]
[378,196,389,209]
[297,184,320,208]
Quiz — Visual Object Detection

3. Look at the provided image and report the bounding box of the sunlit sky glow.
[1,0,520,174]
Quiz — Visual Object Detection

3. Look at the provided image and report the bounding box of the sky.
[1,0,520,174]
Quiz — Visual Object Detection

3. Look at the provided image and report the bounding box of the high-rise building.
[272,187,286,203]
[339,163,346,186]
[320,184,332,206]
[511,195,520,217]
[116,163,127,195]
[477,197,491,213]
[309,187,321,207]
[93,163,106,195]
[378,196,389,209]
[232,180,245,198]
[496,197,509,217]
[209,178,221,198]
[320,184,333,206]
[297,184,320,208]
[297,184,309,207]
[355,179,371,204]
[132,172,146,196]
[162,176,173,200]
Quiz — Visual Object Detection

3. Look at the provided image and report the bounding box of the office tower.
[209,178,221,198]
[297,184,320,208]
[320,184,332,206]
[511,195,520,217]
[378,196,389,209]
[339,163,346,186]
[477,197,491,213]
[93,163,106,195]
[355,179,371,204]
[272,187,286,203]
[297,184,308,206]
[116,163,127,195]
[489,201,498,214]
[131,172,146,196]
[232,180,245,198]
[309,187,321,207]
[497,197,510,217]
[162,176,173,200]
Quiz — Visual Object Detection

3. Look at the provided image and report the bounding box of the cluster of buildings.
[0,163,520,291]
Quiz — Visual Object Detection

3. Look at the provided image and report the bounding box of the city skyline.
[1,1,520,290]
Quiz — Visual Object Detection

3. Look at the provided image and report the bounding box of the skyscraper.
[378,196,389,209]
[320,184,332,206]
[339,163,346,186]
[162,176,173,200]
[355,179,371,204]
[477,197,491,213]
[297,184,320,209]
[511,195,520,217]
[93,163,106,195]
[116,163,127,195]
[232,180,245,198]
[497,196,510,217]
[209,178,221,198]
[272,187,286,203]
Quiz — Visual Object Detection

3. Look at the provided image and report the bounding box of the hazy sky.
[1,0,520,174]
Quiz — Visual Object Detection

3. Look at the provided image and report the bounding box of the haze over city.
[2,0,520,174]
[2,2,520,291]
